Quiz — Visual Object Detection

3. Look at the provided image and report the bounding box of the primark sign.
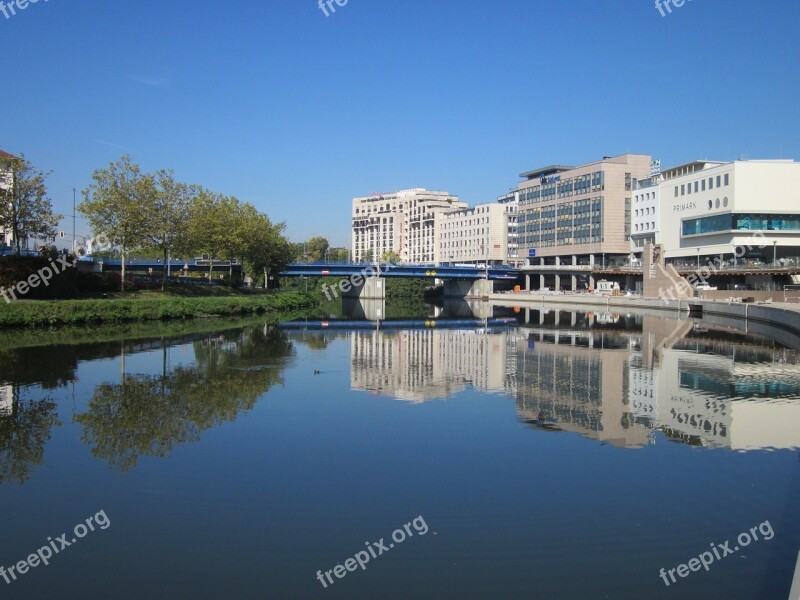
[673,201,697,213]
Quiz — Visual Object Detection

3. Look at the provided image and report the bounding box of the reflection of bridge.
[279,318,518,331]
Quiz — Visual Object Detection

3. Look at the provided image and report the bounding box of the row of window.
[519,172,605,204]
[682,213,800,236]
[674,173,730,198]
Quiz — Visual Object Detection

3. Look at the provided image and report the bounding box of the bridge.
[280,263,521,280]
[281,263,522,300]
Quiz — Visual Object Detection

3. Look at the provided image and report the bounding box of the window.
[709,178,714,190]
[723,197,729,207]
[716,175,721,187]
[682,214,731,236]
[708,200,713,209]
[715,198,720,208]
[681,185,685,196]
[694,181,699,193]
[724,173,730,186]
[674,186,679,197]
[702,180,706,191]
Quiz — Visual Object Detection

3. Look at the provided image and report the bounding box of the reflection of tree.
[75,326,294,470]
[0,397,61,485]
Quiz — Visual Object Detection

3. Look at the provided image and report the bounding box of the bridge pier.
[342,276,385,300]
[443,279,494,298]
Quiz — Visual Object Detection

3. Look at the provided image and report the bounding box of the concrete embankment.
[489,292,800,349]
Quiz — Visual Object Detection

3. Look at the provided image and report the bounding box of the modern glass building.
[501,153,652,268]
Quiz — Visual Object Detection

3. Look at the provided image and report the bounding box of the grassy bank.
[0,292,317,327]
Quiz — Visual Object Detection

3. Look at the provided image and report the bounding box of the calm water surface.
[0,302,799,599]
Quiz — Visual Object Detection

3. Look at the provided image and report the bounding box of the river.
[0,301,798,599]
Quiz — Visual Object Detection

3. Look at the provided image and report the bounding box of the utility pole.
[72,188,77,253]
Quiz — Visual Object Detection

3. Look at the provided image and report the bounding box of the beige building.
[501,153,651,266]
[351,188,466,264]
[438,200,520,266]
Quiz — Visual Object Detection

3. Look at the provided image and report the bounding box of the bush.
[0,292,317,328]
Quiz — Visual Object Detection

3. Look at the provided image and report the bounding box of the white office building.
[632,159,800,266]
[438,200,520,266]
[351,189,467,264]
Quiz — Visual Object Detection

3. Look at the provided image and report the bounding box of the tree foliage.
[80,155,150,289]
[0,155,62,254]
[380,251,401,264]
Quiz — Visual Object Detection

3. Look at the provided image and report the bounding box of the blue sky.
[2,0,798,247]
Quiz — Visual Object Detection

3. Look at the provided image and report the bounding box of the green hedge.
[0,293,316,327]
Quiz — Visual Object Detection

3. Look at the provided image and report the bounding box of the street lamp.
[697,247,700,269]
[774,240,777,266]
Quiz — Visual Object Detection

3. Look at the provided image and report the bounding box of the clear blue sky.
[2,0,798,247]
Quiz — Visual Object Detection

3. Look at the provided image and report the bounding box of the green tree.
[362,249,374,263]
[140,170,195,290]
[335,248,349,263]
[0,155,61,255]
[80,155,150,290]
[241,213,295,288]
[306,236,329,262]
[380,251,401,264]
[187,192,249,280]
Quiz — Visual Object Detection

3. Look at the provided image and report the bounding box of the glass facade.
[520,198,603,248]
[682,213,800,236]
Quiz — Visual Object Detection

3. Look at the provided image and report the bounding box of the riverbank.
[0,292,317,327]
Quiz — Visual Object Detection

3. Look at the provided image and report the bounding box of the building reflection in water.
[344,302,800,451]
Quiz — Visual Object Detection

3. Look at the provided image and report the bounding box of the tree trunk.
[121,249,127,292]
[11,171,19,255]
[162,248,168,291]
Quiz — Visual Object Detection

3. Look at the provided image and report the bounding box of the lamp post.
[774,240,777,267]
[697,247,700,269]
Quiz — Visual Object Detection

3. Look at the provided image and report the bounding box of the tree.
[335,248,349,263]
[187,192,249,280]
[80,155,150,290]
[240,213,295,288]
[0,155,61,255]
[140,170,194,290]
[380,251,401,264]
[362,249,374,263]
[306,236,329,262]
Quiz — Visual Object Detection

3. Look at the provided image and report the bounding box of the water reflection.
[74,325,293,470]
[289,303,800,451]
[0,386,61,485]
